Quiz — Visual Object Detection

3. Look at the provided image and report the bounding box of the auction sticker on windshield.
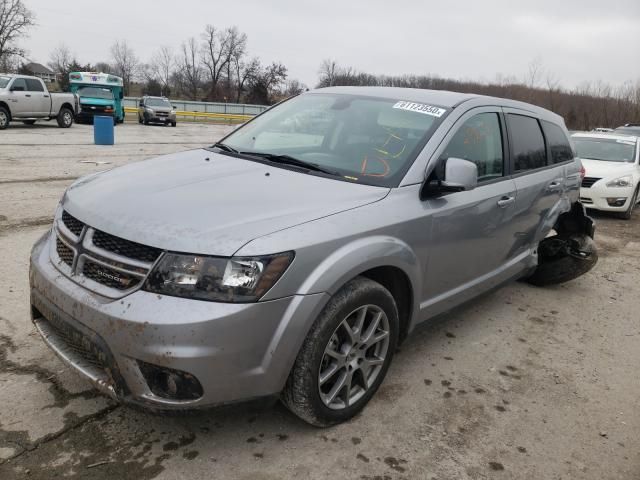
[393,101,446,117]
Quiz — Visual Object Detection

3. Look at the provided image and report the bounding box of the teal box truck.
[69,72,124,124]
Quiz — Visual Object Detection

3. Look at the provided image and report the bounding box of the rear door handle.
[547,181,562,191]
[43,95,49,98]
[497,196,515,208]
[25,94,31,97]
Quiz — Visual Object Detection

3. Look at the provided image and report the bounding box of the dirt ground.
[0,122,639,480]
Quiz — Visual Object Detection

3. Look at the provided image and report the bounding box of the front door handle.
[25,94,31,97]
[43,95,50,98]
[497,196,515,208]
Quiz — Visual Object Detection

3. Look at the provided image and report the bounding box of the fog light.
[137,360,203,400]
[606,197,627,207]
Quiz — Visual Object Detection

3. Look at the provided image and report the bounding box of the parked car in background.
[30,87,597,427]
[573,132,640,219]
[0,74,79,130]
[614,124,640,135]
[138,96,177,126]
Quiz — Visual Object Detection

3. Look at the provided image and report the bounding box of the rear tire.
[57,108,73,128]
[22,120,36,125]
[0,106,11,130]
[281,277,399,427]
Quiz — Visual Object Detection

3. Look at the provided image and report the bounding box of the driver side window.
[441,113,504,182]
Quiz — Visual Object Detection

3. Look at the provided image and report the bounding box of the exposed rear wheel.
[57,108,73,128]
[0,106,10,130]
[281,277,398,427]
[526,235,598,286]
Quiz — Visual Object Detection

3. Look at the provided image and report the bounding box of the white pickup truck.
[0,74,80,130]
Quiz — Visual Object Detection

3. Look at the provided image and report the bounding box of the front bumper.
[29,231,328,409]
[580,185,634,212]
[146,112,176,123]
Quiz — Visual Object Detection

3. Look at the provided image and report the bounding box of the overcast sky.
[20,0,640,89]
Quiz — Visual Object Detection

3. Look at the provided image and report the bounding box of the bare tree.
[525,56,544,89]
[224,26,247,95]
[318,59,339,87]
[233,56,259,103]
[0,0,35,70]
[179,38,201,100]
[201,24,230,100]
[148,46,174,96]
[110,40,139,95]
[47,44,74,90]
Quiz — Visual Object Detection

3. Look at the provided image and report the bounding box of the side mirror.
[440,157,478,192]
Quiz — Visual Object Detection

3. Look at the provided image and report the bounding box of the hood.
[579,158,637,179]
[146,106,173,112]
[79,97,114,107]
[63,150,389,256]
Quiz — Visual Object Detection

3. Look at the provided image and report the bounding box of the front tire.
[0,106,11,130]
[57,108,73,128]
[281,277,399,427]
[619,186,639,220]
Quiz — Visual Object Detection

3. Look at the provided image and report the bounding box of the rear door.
[423,108,520,305]
[504,110,567,255]
[25,78,50,116]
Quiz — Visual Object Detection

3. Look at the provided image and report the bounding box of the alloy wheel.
[318,304,390,410]
[63,112,72,126]
[0,111,7,127]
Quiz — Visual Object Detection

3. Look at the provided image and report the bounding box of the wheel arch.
[59,102,74,113]
[294,236,421,340]
[0,101,12,119]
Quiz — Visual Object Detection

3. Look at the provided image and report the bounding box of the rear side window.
[507,114,547,172]
[25,79,44,92]
[441,113,504,182]
[542,121,573,164]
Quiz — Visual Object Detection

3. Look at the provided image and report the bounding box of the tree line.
[317,60,640,130]
[45,26,305,105]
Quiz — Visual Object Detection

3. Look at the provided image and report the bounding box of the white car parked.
[573,132,640,219]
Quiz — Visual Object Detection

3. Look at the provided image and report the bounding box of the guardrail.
[123,107,253,124]
[123,97,268,116]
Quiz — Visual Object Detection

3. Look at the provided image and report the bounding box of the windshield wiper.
[212,142,239,154]
[239,152,341,176]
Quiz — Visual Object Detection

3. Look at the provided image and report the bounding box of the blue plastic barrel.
[94,116,114,145]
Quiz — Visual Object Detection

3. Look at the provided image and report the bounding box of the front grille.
[81,105,108,114]
[581,177,601,188]
[82,261,141,290]
[156,112,168,117]
[56,238,74,266]
[39,309,108,369]
[92,230,161,263]
[62,211,84,236]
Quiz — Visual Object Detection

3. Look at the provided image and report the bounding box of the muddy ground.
[0,122,639,480]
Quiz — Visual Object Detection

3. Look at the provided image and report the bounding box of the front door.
[7,78,37,117]
[422,109,520,313]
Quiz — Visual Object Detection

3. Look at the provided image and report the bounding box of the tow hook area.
[526,203,598,286]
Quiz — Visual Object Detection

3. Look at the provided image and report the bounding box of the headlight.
[606,175,632,188]
[146,108,155,114]
[143,252,294,303]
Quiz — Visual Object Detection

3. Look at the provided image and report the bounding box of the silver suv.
[138,95,176,126]
[30,87,597,426]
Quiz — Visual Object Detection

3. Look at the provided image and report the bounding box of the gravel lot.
[1,122,639,480]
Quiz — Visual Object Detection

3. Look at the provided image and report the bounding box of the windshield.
[0,76,10,89]
[78,87,114,100]
[219,93,447,187]
[573,137,636,163]
[146,98,171,108]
